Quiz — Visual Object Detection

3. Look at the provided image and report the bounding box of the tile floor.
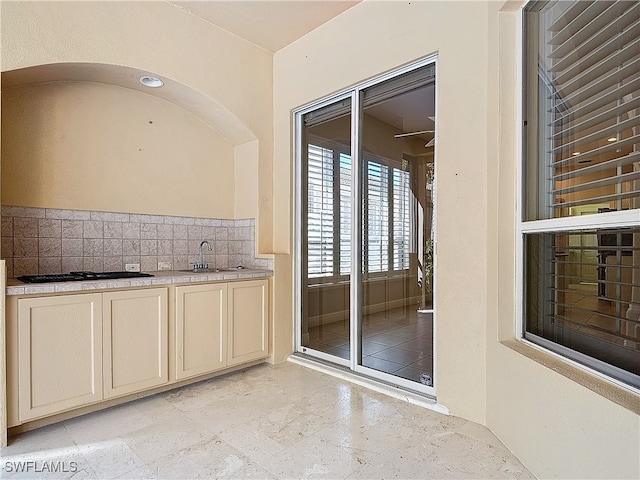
[307,307,434,383]
[1,361,534,479]
[560,285,640,349]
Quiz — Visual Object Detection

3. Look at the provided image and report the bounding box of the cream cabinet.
[175,279,269,376]
[15,287,168,421]
[227,279,269,366]
[18,293,103,421]
[103,288,169,398]
[10,278,268,426]
[175,283,227,380]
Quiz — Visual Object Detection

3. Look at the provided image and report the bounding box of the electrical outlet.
[125,263,141,272]
[158,261,172,271]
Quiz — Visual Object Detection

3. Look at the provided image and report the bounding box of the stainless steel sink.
[180,266,244,273]
[179,268,218,273]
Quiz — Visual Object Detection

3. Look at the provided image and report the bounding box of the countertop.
[6,268,273,296]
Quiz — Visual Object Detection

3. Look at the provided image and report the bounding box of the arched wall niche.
[1,63,259,220]
[2,63,255,145]
[1,0,273,248]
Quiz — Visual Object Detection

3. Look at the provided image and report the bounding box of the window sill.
[500,338,640,415]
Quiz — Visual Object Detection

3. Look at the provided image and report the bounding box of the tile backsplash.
[1,206,272,278]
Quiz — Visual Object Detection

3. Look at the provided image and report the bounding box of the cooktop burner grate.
[17,271,155,284]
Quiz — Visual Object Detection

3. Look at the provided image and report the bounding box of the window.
[306,140,413,278]
[522,1,640,389]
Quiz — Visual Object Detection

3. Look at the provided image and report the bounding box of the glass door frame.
[294,55,439,397]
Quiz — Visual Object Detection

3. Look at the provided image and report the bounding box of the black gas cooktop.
[17,271,155,284]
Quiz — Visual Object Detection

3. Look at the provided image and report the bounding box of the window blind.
[523,0,640,389]
[339,153,352,275]
[306,142,412,278]
[525,227,640,383]
[539,0,640,217]
[307,144,334,277]
[366,161,390,273]
[393,168,411,270]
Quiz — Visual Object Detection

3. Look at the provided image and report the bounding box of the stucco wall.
[1,0,273,247]
[274,1,640,478]
[0,0,275,449]
[1,0,638,477]
[275,0,490,425]
[488,5,640,479]
[2,82,235,218]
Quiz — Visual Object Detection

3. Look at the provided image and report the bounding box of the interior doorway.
[295,58,437,395]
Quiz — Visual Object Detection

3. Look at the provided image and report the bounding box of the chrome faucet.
[193,240,212,271]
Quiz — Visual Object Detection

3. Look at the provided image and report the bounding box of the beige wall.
[275,0,490,424]
[2,82,234,218]
[1,0,273,245]
[274,1,639,479]
[2,0,639,476]
[234,140,259,220]
[489,5,640,479]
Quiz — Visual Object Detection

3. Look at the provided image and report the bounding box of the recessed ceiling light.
[140,76,164,88]
[607,137,617,142]
[572,152,581,156]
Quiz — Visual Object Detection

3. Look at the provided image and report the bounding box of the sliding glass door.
[298,96,353,362]
[296,58,436,394]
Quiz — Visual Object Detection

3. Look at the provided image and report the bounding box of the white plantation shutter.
[393,168,411,270]
[307,144,334,277]
[339,153,352,275]
[306,143,412,277]
[366,161,390,273]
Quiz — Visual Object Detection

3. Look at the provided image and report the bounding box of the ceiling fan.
[393,116,435,147]
[393,130,434,138]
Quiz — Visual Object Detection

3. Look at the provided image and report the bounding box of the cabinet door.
[18,293,103,421]
[227,279,269,366]
[175,283,227,380]
[103,288,168,398]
